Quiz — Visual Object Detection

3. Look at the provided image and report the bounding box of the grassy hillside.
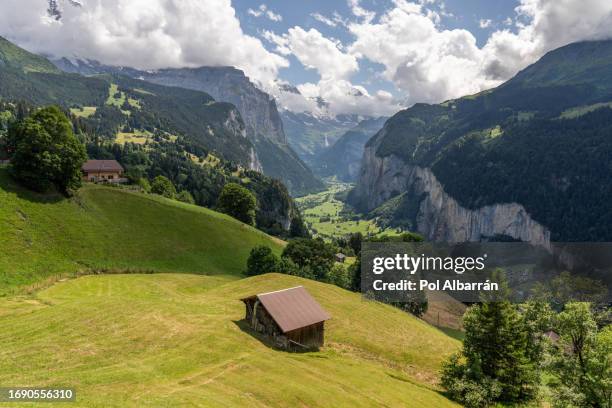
[0,36,59,73]
[0,169,283,295]
[0,273,460,407]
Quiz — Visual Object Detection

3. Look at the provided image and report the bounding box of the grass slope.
[0,170,283,295]
[0,273,460,407]
[0,36,59,73]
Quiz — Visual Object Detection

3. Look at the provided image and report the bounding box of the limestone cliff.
[352,146,551,246]
[141,67,286,144]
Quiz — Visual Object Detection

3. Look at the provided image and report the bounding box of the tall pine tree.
[442,271,543,407]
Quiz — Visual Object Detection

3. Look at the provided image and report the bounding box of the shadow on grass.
[435,326,465,341]
[233,319,279,349]
[232,320,319,353]
[0,168,65,204]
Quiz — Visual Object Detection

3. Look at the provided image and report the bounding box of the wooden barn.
[241,286,331,351]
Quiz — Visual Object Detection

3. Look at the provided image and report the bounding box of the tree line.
[0,104,308,239]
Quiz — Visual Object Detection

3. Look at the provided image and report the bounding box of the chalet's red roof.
[82,160,123,173]
[242,286,331,333]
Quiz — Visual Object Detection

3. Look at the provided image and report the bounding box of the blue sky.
[233,0,520,96]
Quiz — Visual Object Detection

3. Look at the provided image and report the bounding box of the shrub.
[137,178,151,193]
[441,354,502,408]
[246,246,279,276]
[281,238,336,281]
[325,264,351,289]
[277,258,301,277]
[151,175,176,199]
[177,190,195,204]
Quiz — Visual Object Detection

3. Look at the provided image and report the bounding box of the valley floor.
[296,181,399,240]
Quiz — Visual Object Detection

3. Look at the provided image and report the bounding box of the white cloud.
[481,0,612,80]
[347,0,612,106]
[479,18,492,28]
[3,0,612,117]
[279,79,400,117]
[264,26,402,116]
[311,79,401,116]
[348,0,376,23]
[311,12,336,27]
[265,27,358,81]
[0,0,288,88]
[348,2,496,103]
[248,4,282,22]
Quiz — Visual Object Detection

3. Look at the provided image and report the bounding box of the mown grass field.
[0,169,283,295]
[0,169,462,407]
[106,83,140,112]
[558,101,612,119]
[0,273,460,407]
[115,129,153,145]
[69,106,97,118]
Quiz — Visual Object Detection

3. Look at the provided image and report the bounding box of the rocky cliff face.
[142,67,322,194]
[280,109,366,165]
[141,67,286,144]
[353,146,551,246]
[315,116,387,181]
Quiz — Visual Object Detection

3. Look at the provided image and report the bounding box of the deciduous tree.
[217,183,257,225]
[7,106,86,195]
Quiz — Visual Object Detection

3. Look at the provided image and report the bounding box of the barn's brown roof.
[82,160,124,173]
[242,286,331,333]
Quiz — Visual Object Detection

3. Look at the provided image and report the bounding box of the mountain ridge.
[315,116,387,181]
[0,37,305,235]
[52,57,324,196]
[351,39,612,242]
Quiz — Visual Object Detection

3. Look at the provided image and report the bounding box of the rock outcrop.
[353,146,551,247]
[141,66,286,144]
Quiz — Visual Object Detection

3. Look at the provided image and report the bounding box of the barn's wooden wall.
[286,322,324,349]
[242,299,325,350]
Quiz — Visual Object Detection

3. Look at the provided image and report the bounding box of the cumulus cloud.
[348,1,498,103]
[3,0,612,117]
[275,79,399,117]
[347,0,612,105]
[0,0,288,87]
[248,4,282,22]
[306,79,400,116]
[265,27,358,80]
[264,26,401,116]
[481,0,612,80]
